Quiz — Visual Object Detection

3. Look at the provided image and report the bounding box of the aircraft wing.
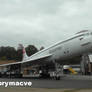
[0,54,52,67]
[0,61,22,67]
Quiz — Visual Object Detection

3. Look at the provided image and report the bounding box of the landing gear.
[55,75,61,80]
[39,65,50,78]
[53,60,61,80]
[80,54,92,75]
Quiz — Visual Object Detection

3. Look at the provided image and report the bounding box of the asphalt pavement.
[0,75,92,88]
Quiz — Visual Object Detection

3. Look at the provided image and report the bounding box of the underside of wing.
[0,61,22,67]
[0,54,52,67]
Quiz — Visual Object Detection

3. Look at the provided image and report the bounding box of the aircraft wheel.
[55,76,60,80]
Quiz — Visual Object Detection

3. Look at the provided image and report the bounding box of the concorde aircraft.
[0,30,92,79]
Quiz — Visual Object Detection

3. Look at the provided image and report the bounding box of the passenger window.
[79,38,83,40]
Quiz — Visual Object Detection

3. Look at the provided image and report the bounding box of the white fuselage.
[49,31,92,61]
[28,30,92,62]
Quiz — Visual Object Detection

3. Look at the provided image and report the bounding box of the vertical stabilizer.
[18,44,29,61]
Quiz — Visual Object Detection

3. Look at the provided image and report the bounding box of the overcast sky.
[0,0,92,49]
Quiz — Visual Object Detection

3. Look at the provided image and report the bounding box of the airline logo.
[23,48,26,54]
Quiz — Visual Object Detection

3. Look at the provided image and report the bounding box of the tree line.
[0,45,38,61]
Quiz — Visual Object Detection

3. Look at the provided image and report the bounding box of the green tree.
[25,45,38,56]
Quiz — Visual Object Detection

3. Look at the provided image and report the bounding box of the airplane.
[0,30,92,79]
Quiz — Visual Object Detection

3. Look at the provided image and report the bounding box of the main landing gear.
[53,60,61,80]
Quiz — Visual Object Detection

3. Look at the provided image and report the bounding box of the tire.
[55,76,60,80]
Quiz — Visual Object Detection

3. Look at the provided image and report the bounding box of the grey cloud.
[0,0,91,49]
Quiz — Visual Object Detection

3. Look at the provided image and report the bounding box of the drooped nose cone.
[76,30,89,34]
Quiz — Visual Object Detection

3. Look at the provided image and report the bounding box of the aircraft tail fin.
[18,44,29,61]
